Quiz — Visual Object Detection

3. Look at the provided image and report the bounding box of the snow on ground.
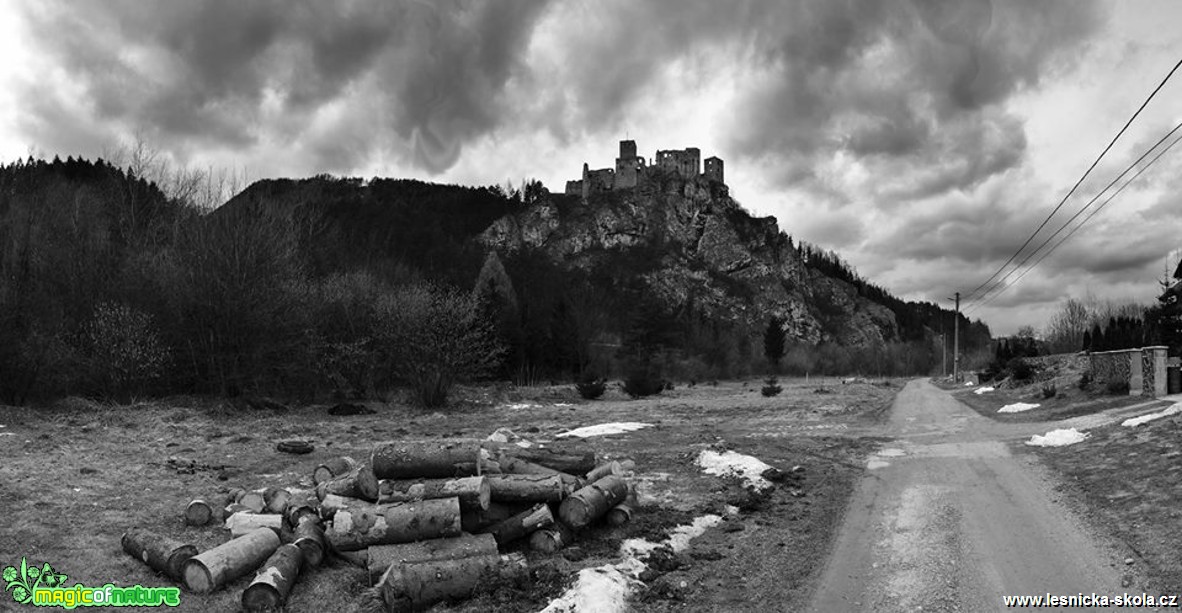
[505,403,542,410]
[1026,428,1089,447]
[697,449,775,491]
[1122,403,1182,427]
[556,422,653,438]
[998,402,1040,413]
[965,381,975,387]
[538,515,722,613]
[973,386,995,395]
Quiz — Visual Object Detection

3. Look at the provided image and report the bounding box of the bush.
[1007,358,1033,381]
[82,302,170,401]
[1078,372,1092,390]
[761,377,783,397]
[575,375,606,400]
[621,361,665,399]
[1041,383,1057,399]
[1106,379,1130,395]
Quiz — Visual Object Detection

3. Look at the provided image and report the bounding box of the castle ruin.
[565,140,725,200]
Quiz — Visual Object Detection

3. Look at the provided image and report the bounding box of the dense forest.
[0,156,990,406]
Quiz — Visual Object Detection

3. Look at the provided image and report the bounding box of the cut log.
[378,476,490,510]
[185,499,215,527]
[241,543,303,611]
[292,516,326,567]
[333,549,368,569]
[585,461,622,482]
[263,487,292,514]
[366,534,499,586]
[528,522,575,553]
[183,528,282,594]
[558,475,629,528]
[284,489,320,528]
[225,512,284,538]
[379,552,528,612]
[316,462,380,502]
[460,502,530,534]
[484,474,569,504]
[313,456,358,486]
[370,440,484,479]
[605,503,633,526]
[494,443,596,475]
[483,503,554,545]
[121,528,198,581]
[239,490,267,514]
[496,456,584,491]
[324,497,462,551]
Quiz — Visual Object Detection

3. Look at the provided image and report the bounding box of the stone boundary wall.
[1088,346,1168,397]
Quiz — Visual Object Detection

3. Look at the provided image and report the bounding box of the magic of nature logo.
[4,557,180,609]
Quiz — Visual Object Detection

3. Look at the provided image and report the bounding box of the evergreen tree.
[763,317,786,373]
[1082,330,1092,352]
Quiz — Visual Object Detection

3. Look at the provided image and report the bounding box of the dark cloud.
[18,0,551,172]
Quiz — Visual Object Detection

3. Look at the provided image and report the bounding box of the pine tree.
[763,317,786,373]
[1082,330,1092,352]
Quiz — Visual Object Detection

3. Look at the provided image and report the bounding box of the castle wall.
[565,180,583,196]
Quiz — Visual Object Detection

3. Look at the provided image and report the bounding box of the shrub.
[1078,372,1092,390]
[761,377,783,397]
[82,302,170,401]
[1007,358,1033,381]
[1041,383,1057,399]
[575,374,606,400]
[1106,379,1130,395]
[621,360,665,399]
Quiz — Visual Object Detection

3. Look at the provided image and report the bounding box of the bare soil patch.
[0,379,900,612]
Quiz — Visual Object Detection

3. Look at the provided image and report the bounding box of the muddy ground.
[0,378,899,612]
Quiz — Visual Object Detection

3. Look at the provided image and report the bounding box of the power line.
[964,120,1182,311]
[965,127,1182,314]
[961,57,1182,304]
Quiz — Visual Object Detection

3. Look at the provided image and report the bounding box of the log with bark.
[324,497,462,551]
[183,528,282,594]
[558,475,629,528]
[585,461,622,482]
[313,456,358,486]
[605,503,633,526]
[333,549,368,569]
[496,455,583,491]
[121,528,198,582]
[292,516,326,567]
[366,533,499,586]
[528,522,575,554]
[379,552,528,613]
[371,440,485,479]
[316,462,380,502]
[263,487,292,514]
[491,442,596,475]
[483,503,554,545]
[459,502,530,534]
[185,499,217,527]
[284,489,320,528]
[484,474,569,504]
[224,512,284,538]
[378,476,490,510]
[241,543,303,611]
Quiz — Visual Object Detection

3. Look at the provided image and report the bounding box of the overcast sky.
[2,0,1180,335]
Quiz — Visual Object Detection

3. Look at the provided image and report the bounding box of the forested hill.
[0,158,989,404]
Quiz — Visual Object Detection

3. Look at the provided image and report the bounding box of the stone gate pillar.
[1128,349,1144,395]
[1142,346,1169,397]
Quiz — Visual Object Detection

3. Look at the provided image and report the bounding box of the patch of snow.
[965,381,975,387]
[973,386,995,395]
[697,449,775,492]
[505,403,541,410]
[557,422,653,438]
[554,403,574,407]
[998,402,1040,413]
[877,448,906,457]
[1026,428,1089,447]
[538,515,722,613]
[867,459,891,470]
[1122,403,1182,427]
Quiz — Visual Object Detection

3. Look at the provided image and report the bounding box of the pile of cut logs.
[122,438,635,612]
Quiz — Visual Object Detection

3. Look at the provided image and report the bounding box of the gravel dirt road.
[808,379,1125,612]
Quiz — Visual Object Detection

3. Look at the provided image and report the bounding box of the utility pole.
[953,292,961,383]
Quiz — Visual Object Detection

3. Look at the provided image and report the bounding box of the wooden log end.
[185,500,213,527]
[240,491,266,514]
[606,503,633,527]
[182,560,213,594]
[166,546,199,582]
[241,583,282,611]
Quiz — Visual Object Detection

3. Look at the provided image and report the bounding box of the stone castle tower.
[566,139,724,200]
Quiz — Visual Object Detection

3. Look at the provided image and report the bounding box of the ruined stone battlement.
[565,139,725,200]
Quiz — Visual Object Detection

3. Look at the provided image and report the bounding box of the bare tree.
[1043,298,1089,354]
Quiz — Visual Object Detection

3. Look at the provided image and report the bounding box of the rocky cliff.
[480,174,899,346]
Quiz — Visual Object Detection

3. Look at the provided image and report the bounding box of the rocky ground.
[0,378,899,612]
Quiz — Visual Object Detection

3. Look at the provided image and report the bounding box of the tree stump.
[183,528,281,594]
[241,543,303,611]
[121,528,198,582]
